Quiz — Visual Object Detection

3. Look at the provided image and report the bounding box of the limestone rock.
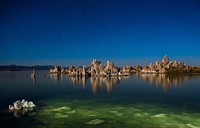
[141,55,189,73]
[50,65,61,74]
[91,59,103,76]
[9,99,36,111]
[161,55,169,65]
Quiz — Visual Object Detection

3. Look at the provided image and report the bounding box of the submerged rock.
[66,110,76,114]
[86,119,105,125]
[54,113,69,118]
[52,106,71,111]
[109,111,119,114]
[187,124,200,128]
[109,111,123,116]
[151,113,166,118]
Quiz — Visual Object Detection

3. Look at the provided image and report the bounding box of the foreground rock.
[9,99,36,111]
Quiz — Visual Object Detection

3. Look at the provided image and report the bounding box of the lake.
[1,71,200,128]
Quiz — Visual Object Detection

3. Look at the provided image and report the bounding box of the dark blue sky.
[1,0,200,66]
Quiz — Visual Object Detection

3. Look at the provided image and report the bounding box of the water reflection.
[33,72,200,93]
[70,76,86,88]
[50,74,60,82]
[31,76,36,85]
[139,74,197,92]
[68,74,198,93]
[90,77,120,94]
[68,76,121,94]
[9,107,34,118]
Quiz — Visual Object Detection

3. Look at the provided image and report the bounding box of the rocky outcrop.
[50,66,61,74]
[66,65,88,76]
[63,59,132,76]
[82,65,87,76]
[133,66,143,72]
[49,56,195,75]
[91,59,104,76]
[61,66,65,74]
[90,59,129,76]
[105,60,120,76]
[161,55,169,65]
[31,69,36,77]
[122,65,131,76]
[141,55,190,73]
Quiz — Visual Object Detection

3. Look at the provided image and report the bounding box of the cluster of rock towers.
[50,59,131,76]
[90,59,131,76]
[141,55,189,73]
[50,55,191,76]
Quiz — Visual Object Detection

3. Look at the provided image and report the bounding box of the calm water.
[1,71,200,128]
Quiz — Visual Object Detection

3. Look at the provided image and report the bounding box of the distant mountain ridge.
[0,65,55,71]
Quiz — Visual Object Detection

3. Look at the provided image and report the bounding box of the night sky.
[1,0,200,66]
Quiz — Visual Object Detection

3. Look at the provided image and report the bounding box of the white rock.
[13,100,22,110]
[27,101,36,107]
[9,105,14,110]
[9,99,36,111]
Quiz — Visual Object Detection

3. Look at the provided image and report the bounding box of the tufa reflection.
[31,76,36,85]
[70,76,86,88]
[50,74,61,82]
[68,76,121,94]
[90,76,120,94]
[139,74,196,92]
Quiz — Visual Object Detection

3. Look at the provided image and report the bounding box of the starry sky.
[1,0,200,66]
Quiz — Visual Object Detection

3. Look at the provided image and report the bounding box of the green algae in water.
[32,96,200,128]
[54,113,69,118]
[109,111,123,116]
